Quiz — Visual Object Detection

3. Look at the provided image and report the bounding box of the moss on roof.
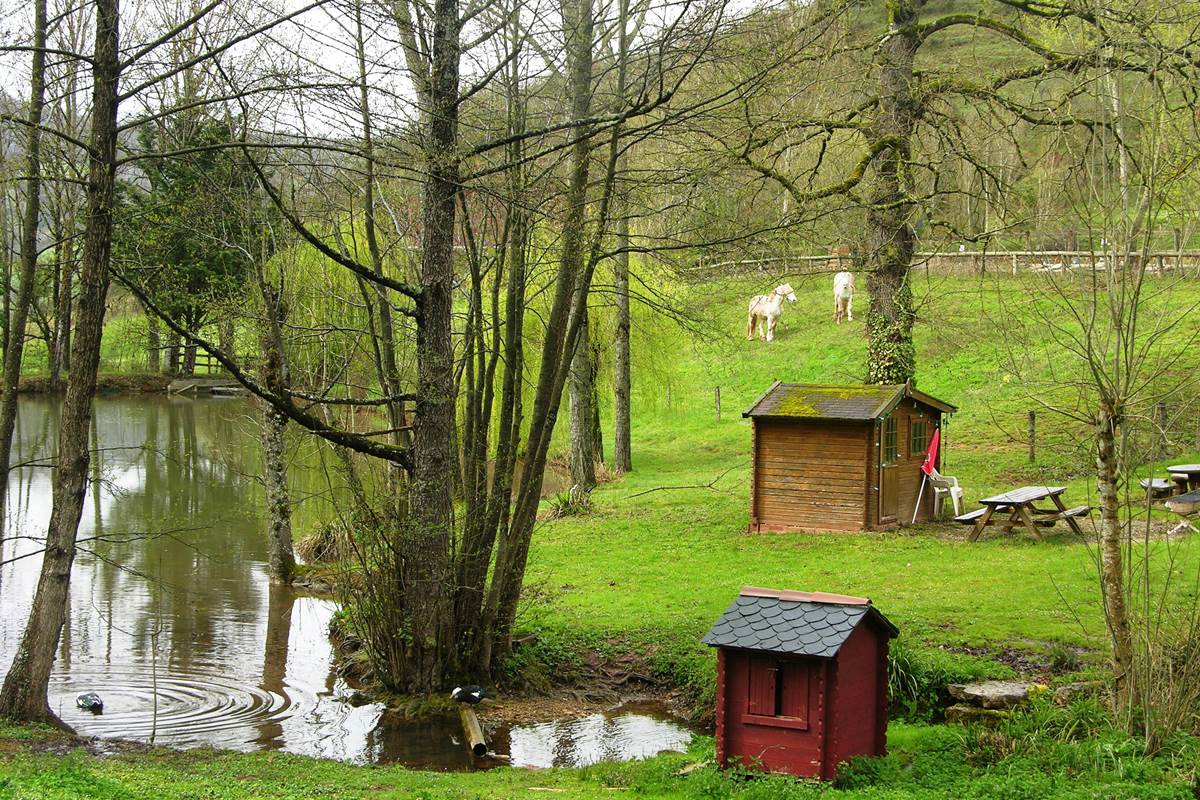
[770,385,896,418]
[744,383,953,420]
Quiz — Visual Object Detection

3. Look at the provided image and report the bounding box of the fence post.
[1028,410,1036,464]
[1011,253,1018,275]
[715,386,721,423]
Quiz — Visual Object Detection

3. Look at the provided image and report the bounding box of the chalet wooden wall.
[752,419,868,531]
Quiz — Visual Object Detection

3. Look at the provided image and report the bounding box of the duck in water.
[450,685,489,705]
[76,692,104,713]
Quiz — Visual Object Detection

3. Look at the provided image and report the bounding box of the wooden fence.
[683,250,1200,281]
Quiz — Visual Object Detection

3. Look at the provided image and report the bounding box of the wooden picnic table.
[956,485,1090,542]
[1167,464,1200,494]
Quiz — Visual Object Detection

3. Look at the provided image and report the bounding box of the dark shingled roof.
[743,382,956,420]
[703,587,898,658]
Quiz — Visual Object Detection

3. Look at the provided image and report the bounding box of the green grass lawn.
[3,271,1198,799]
[515,272,1200,682]
[2,709,1196,799]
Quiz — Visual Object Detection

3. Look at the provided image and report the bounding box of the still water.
[0,396,691,769]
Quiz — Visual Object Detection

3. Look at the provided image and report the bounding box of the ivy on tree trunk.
[863,0,918,385]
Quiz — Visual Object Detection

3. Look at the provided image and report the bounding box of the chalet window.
[746,656,812,729]
[882,416,899,464]
[910,420,929,456]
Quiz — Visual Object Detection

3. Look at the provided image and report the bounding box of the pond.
[0,395,692,769]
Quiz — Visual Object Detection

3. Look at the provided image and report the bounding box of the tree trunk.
[146,310,161,372]
[48,238,61,385]
[403,0,460,692]
[460,35,529,671]
[52,220,73,386]
[864,0,918,385]
[590,342,603,465]
[165,331,179,376]
[218,318,234,363]
[0,0,118,723]
[262,406,294,584]
[182,342,197,376]
[613,175,632,473]
[485,0,598,667]
[0,0,48,521]
[568,309,597,490]
[354,0,406,498]
[0,189,9,357]
[1096,404,1135,718]
[257,283,294,584]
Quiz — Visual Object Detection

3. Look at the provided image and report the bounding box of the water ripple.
[49,665,307,749]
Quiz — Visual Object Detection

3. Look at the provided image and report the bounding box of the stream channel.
[0,395,692,769]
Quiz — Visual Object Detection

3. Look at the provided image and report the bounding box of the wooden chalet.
[744,382,956,531]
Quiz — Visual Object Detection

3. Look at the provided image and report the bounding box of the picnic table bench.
[1141,478,1173,499]
[1167,464,1200,494]
[955,485,1089,542]
[1165,489,1200,533]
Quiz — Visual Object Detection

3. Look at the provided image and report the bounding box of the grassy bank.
[2,702,1197,799]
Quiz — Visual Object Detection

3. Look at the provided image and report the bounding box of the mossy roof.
[742,382,955,420]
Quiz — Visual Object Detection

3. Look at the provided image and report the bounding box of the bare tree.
[0,0,48,521]
[999,67,1200,736]
[0,0,119,724]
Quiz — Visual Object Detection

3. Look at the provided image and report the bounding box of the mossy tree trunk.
[568,309,598,490]
[613,172,632,473]
[863,0,918,385]
[258,283,294,585]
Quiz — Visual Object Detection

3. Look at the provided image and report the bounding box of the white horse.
[747,283,797,342]
[833,271,854,324]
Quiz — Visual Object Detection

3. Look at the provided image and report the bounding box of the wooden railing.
[682,250,1200,280]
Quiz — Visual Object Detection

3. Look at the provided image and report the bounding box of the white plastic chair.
[927,467,964,519]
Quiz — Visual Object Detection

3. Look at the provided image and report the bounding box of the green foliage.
[497,628,590,691]
[120,115,266,331]
[545,486,593,519]
[887,639,1011,721]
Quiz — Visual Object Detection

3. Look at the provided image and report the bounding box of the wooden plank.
[755,471,866,487]
[980,486,1065,505]
[459,707,488,757]
[758,504,863,517]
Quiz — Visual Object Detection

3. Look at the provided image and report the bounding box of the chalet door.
[879,415,899,521]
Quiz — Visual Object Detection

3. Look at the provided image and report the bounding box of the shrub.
[544,485,592,519]
[888,640,1012,721]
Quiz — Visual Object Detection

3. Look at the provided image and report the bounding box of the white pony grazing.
[833,271,854,324]
[747,283,797,342]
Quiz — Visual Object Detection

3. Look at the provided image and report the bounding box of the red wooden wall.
[716,625,890,779]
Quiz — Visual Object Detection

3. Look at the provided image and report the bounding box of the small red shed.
[744,382,956,531]
[703,587,898,780]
